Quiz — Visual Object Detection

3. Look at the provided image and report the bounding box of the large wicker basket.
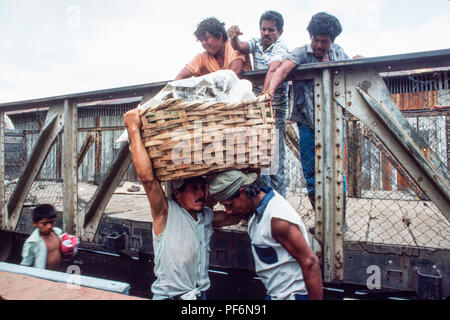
[140,94,276,181]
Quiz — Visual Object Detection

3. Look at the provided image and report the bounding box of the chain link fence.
[5,109,64,212]
[284,69,450,250]
[285,122,315,230]
[3,103,139,215]
[2,69,449,251]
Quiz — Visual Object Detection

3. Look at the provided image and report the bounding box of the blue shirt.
[286,43,349,128]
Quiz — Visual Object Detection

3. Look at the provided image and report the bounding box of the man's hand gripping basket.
[140,94,276,181]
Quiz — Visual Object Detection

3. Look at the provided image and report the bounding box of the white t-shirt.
[151,199,214,300]
[248,190,310,300]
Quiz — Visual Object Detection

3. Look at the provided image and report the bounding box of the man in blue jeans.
[265,12,349,209]
[228,10,290,197]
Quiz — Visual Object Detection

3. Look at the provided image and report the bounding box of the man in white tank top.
[124,108,241,300]
[209,170,323,300]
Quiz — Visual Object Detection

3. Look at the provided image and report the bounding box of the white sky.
[0,0,449,103]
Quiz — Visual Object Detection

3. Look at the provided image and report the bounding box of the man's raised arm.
[124,108,168,235]
[228,25,250,54]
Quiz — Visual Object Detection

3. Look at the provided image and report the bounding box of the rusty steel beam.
[78,126,125,133]
[6,106,64,231]
[447,115,450,168]
[56,134,63,181]
[63,99,78,235]
[356,87,450,219]
[313,72,324,253]
[77,133,95,169]
[315,68,345,282]
[94,131,103,185]
[346,120,362,198]
[82,141,132,242]
[285,122,300,161]
[335,69,450,221]
[364,130,427,200]
[0,111,4,229]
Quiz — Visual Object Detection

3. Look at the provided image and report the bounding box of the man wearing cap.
[124,108,240,300]
[209,170,323,300]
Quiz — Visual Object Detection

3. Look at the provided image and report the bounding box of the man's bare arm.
[265,59,297,97]
[228,25,250,54]
[124,108,168,235]
[262,60,282,94]
[271,218,323,300]
[175,66,194,80]
[229,58,245,77]
[212,210,242,228]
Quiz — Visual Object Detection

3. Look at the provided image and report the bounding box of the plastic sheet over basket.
[116,70,256,143]
[132,71,276,181]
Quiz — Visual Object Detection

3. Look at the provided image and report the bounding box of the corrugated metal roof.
[6,107,48,115]
[380,66,450,77]
[77,96,142,107]
[6,96,143,115]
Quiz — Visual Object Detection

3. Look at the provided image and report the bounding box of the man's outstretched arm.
[175,66,194,80]
[124,108,168,235]
[264,59,297,97]
[212,210,242,228]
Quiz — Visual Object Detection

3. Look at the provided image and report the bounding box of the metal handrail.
[1,49,449,112]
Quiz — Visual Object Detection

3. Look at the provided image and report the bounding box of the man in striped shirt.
[228,10,290,197]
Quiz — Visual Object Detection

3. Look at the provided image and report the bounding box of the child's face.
[33,218,56,236]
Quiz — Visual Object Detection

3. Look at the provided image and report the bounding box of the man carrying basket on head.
[124,108,241,300]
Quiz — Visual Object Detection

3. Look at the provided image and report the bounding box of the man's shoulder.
[226,39,249,59]
[225,39,239,52]
[204,206,213,214]
[266,193,306,227]
[287,44,310,62]
[167,199,179,209]
[189,51,209,64]
[247,37,259,50]
[24,228,41,243]
[330,43,349,60]
[53,227,63,237]
[266,192,298,215]
[270,191,292,205]
[273,39,290,50]
[331,43,344,50]
[331,43,344,52]
[291,44,309,54]
[203,206,214,223]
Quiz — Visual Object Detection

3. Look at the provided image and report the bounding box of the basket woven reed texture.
[140,94,276,181]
